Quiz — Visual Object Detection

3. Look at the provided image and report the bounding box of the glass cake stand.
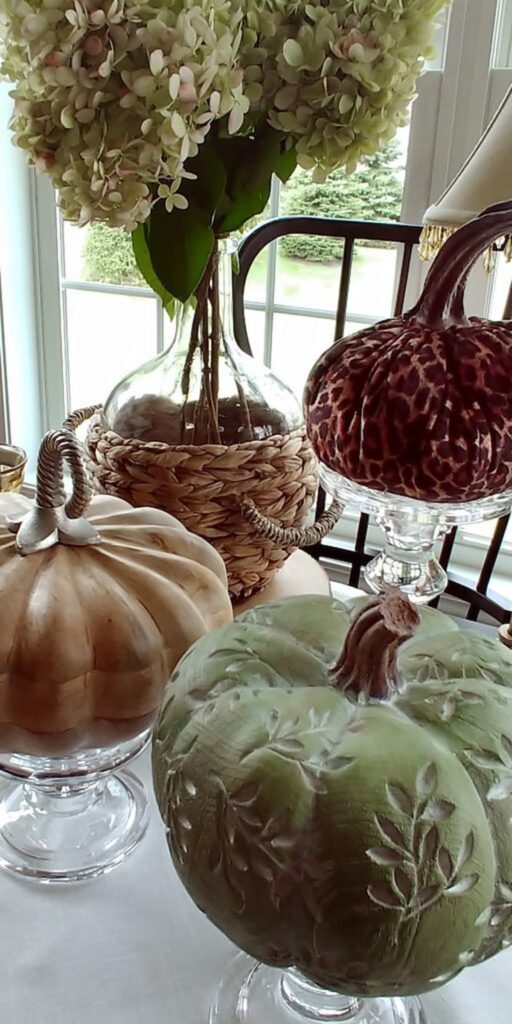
[210,954,426,1024]
[319,465,512,604]
[0,730,150,884]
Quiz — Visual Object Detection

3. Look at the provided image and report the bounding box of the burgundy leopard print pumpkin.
[305,202,512,502]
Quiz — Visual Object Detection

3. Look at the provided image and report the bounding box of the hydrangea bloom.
[246,0,448,179]
[0,0,245,226]
[0,0,450,227]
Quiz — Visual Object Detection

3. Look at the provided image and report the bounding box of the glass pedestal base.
[319,465,512,604]
[0,731,149,884]
[209,954,427,1024]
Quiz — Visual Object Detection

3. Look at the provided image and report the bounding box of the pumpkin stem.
[330,591,420,700]
[407,201,512,329]
[6,430,101,555]
[35,430,93,518]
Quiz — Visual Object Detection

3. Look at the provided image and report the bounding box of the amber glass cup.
[0,445,27,493]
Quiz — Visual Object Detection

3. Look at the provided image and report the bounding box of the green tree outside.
[82,221,146,286]
[279,140,403,261]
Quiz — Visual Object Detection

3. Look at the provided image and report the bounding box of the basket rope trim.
[239,495,343,546]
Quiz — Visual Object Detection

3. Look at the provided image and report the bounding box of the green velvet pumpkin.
[152,593,512,997]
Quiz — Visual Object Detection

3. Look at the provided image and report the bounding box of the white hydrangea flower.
[239,0,449,178]
[0,0,246,227]
[0,0,451,228]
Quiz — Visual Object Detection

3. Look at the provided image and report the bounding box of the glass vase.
[209,954,426,1024]
[104,237,302,446]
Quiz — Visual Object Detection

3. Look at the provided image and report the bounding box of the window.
[1,0,512,600]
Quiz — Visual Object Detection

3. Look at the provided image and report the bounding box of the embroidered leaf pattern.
[416,763,437,798]
[366,768,480,924]
[411,885,441,909]
[367,846,404,866]
[325,755,355,772]
[475,879,512,961]
[419,825,437,864]
[488,778,512,801]
[465,749,506,770]
[241,705,361,786]
[455,831,474,872]
[163,752,199,865]
[393,867,413,902]
[501,735,512,760]
[437,847,453,883]
[445,874,479,896]
[367,883,403,909]
[386,784,413,815]
[422,799,455,822]
[375,815,408,852]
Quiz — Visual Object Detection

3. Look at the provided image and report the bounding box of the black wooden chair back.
[233,215,512,626]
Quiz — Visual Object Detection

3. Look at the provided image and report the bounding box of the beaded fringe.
[419,224,512,273]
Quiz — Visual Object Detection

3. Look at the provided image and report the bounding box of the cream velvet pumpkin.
[0,430,232,755]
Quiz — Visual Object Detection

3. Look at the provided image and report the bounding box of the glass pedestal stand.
[209,954,426,1024]
[320,466,512,604]
[0,730,150,884]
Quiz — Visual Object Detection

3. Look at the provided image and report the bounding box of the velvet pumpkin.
[305,202,512,503]
[0,429,232,755]
[152,591,512,997]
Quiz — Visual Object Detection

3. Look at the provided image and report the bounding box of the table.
[1,578,510,1023]
[0,747,510,1024]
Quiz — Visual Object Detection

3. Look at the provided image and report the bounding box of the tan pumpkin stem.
[239,496,344,547]
[37,430,94,519]
[330,591,420,700]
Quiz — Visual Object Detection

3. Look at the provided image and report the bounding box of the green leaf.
[214,127,282,233]
[137,140,227,303]
[185,143,227,219]
[275,145,297,184]
[217,182,273,234]
[144,198,214,303]
[131,226,176,317]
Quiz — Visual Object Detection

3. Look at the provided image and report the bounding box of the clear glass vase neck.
[173,235,237,356]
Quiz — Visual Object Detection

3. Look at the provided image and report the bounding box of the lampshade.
[419,84,512,269]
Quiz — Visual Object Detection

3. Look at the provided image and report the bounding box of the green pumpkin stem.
[330,591,420,700]
[407,200,512,330]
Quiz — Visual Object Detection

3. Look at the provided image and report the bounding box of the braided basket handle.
[63,405,103,432]
[240,496,344,547]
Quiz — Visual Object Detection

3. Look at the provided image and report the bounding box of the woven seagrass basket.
[66,407,342,600]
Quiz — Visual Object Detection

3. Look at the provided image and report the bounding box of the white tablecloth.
[0,747,510,1024]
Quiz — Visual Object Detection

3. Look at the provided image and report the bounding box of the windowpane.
[63,220,147,287]
[62,221,85,280]
[275,247,339,310]
[346,244,399,320]
[65,290,157,410]
[426,6,451,70]
[493,0,512,67]
[244,309,266,364]
[270,314,334,402]
[279,137,406,231]
[244,249,268,304]
[489,253,512,319]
